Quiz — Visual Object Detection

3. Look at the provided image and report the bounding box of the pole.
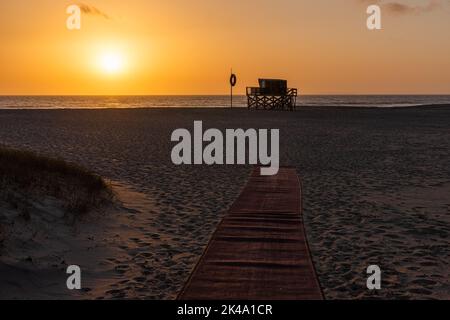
[231,84,233,109]
[231,69,233,109]
[230,69,237,109]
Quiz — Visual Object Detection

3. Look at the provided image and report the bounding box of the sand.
[0,106,449,299]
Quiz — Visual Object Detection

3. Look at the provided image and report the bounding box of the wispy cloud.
[77,3,110,19]
[359,0,444,15]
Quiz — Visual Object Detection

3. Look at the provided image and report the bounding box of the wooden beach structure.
[178,167,323,300]
[247,79,298,111]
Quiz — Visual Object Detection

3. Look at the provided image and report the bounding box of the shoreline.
[0,103,450,111]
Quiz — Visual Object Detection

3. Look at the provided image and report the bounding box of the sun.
[99,52,125,74]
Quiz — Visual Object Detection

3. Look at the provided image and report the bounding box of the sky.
[1,0,450,95]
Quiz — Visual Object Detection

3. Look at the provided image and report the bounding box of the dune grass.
[0,146,113,214]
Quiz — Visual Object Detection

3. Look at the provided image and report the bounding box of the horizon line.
[2,93,450,97]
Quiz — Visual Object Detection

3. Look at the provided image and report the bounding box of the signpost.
[230,70,237,109]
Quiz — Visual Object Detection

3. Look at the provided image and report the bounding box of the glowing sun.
[99,52,125,74]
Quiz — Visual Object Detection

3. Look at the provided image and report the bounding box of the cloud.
[77,3,110,19]
[359,0,443,15]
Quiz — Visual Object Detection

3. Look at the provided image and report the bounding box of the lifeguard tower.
[246,79,298,111]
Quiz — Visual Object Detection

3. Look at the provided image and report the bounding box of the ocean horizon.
[1,95,450,109]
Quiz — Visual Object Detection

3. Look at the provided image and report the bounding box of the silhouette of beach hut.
[247,79,298,111]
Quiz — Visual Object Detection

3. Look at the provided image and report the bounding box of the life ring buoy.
[230,74,237,87]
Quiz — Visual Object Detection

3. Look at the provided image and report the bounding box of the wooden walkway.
[178,167,323,300]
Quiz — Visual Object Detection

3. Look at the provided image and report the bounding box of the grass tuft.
[0,146,113,215]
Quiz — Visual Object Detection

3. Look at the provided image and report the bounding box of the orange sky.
[1,0,450,95]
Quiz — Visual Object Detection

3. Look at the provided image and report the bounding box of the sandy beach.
[0,106,449,300]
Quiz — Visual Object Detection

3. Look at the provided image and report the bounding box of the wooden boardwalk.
[178,167,323,300]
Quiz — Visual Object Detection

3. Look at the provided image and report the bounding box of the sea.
[1,95,450,109]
